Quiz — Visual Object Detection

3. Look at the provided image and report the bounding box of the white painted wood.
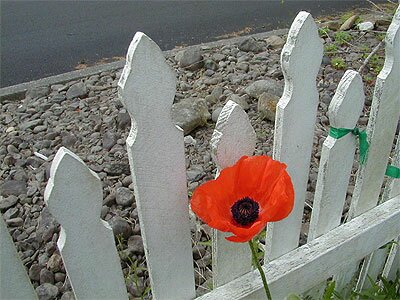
[210,100,256,287]
[118,32,195,299]
[0,218,37,300]
[266,11,323,261]
[383,136,400,202]
[383,237,399,281]
[304,71,364,299]
[44,147,127,300]
[308,70,364,241]
[338,8,400,292]
[349,6,400,219]
[197,194,400,300]
[382,136,400,281]
[360,130,400,288]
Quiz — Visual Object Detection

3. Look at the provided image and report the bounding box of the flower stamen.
[231,197,259,226]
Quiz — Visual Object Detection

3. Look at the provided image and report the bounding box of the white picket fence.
[1,8,400,300]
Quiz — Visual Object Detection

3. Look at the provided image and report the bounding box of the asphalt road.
[1,1,371,88]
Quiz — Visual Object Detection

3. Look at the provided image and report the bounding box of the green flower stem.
[248,239,272,300]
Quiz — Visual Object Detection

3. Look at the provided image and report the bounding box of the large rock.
[66,82,87,99]
[0,195,18,210]
[245,79,283,99]
[258,92,280,122]
[238,37,264,53]
[0,180,27,196]
[175,47,204,71]
[227,94,249,111]
[171,98,210,135]
[26,86,50,99]
[340,15,358,31]
[266,35,286,49]
[358,21,374,31]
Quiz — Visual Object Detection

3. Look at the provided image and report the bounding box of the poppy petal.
[225,221,265,242]
[260,171,294,222]
[190,155,295,243]
[233,156,288,202]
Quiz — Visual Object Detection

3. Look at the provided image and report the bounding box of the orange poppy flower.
[190,155,294,242]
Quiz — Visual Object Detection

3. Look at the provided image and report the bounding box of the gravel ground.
[0,6,398,300]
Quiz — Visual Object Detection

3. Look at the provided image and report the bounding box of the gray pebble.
[36,283,59,300]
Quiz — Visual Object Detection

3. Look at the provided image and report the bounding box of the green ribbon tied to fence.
[329,127,369,164]
[329,126,400,179]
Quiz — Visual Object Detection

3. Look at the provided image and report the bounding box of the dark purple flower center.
[231,197,259,226]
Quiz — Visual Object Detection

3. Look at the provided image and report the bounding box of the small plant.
[287,272,400,299]
[364,74,375,86]
[369,54,384,74]
[378,33,386,41]
[352,273,400,299]
[319,27,331,39]
[125,257,151,300]
[334,31,352,45]
[324,44,338,55]
[360,44,370,53]
[116,234,151,299]
[331,57,347,70]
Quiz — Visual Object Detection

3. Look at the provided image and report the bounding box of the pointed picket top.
[279,11,324,94]
[211,100,257,170]
[266,11,323,261]
[308,70,364,241]
[210,100,256,287]
[45,147,102,227]
[118,31,176,127]
[44,147,127,299]
[117,32,195,299]
[349,6,400,218]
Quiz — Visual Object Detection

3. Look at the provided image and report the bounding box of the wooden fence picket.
[198,194,400,300]
[337,7,400,292]
[265,11,323,261]
[349,5,399,219]
[0,218,37,299]
[210,100,256,287]
[308,70,364,241]
[360,135,400,289]
[304,70,364,298]
[44,147,127,299]
[381,136,400,281]
[2,8,400,300]
[118,32,195,299]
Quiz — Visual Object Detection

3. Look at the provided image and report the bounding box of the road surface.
[1,1,370,87]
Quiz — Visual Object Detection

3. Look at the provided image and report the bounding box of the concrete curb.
[0,28,288,102]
